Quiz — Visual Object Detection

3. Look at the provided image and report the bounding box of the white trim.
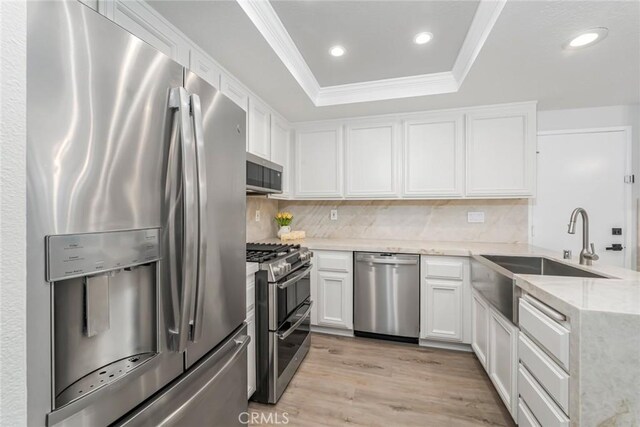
[419,339,473,353]
[452,0,507,83]
[235,0,320,102]
[310,325,354,337]
[533,126,634,269]
[237,0,506,106]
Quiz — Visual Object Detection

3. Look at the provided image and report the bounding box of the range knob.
[272,264,282,275]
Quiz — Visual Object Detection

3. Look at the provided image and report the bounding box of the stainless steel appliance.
[246,152,284,195]
[354,252,420,342]
[246,243,313,403]
[27,2,248,425]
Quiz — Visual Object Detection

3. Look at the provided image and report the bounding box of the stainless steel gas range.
[246,243,313,404]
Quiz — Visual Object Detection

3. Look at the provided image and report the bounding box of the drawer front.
[519,299,570,369]
[518,398,542,427]
[424,259,464,280]
[518,364,569,427]
[318,252,351,273]
[519,333,569,414]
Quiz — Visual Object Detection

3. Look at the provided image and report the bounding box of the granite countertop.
[257,236,640,317]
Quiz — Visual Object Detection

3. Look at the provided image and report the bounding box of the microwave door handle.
[190,94,207,343]
[167,87,197,353]
[277,302,313,340]
[276,264,313,289]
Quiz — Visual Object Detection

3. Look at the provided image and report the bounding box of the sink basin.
[480,255,610,279]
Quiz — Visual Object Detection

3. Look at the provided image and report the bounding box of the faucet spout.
[567,208,598,265]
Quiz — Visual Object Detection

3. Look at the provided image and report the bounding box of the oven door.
[270,264,312,329]
[269,300,312,403]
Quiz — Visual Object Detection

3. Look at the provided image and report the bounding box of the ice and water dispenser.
[45,228,161,408]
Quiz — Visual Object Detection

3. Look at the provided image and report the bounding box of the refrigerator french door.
[27,2,247,426]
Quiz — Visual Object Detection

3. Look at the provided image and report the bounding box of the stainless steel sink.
[480,255,609,279]
[471,255,611,324]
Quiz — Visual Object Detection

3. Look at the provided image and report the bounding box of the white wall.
[0,0,28,425]
[538,104,640,268]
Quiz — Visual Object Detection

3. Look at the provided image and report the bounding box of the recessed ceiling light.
[564,28,608,49]
[414,32,433,45]
[329,45,345,57]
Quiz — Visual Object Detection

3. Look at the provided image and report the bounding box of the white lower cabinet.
[246,264,258,399]
[311,251,353,330]
[471,289,490,369]
[488,308,519,417]
[420,256,470,343]
[471,289,517,420]
[246,310,256,398]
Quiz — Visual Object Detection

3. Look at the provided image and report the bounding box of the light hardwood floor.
[249,333,515,426]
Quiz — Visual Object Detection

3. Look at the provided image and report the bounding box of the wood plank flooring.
[249,333,515,426]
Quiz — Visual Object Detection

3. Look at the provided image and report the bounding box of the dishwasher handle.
[357,255,419,266]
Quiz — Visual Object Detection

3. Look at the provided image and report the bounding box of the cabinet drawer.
[318,253,351,273]
[519,299,570,369]
[424,259,463,280]
[519,333,569,414]
[518,364,569,427]
[518,398,541,427]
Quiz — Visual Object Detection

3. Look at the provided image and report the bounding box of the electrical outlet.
[467,211,485,223]
[330,209,338,221]
[255,210,261,222]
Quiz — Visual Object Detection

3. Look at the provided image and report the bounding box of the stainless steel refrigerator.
[27,1,248,425]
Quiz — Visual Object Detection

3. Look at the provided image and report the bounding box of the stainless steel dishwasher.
[354,252,420,342]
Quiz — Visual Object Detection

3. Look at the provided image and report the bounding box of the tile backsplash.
[276,199,529,243]
[246,196,278,241]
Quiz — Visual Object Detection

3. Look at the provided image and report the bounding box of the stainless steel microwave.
[246,152,283,195]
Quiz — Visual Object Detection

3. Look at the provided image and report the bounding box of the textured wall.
[277,199,529,243]
[246,197,279,242]
[0,0,27,424]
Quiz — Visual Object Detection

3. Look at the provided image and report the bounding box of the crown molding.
[452,0,507,84]
[237,0,506,107]
[236,0,320,101]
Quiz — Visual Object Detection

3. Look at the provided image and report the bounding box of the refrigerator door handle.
[167,87,198,353]
[190,94,208,343]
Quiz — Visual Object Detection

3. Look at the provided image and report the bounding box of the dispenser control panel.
[45,228,160,281]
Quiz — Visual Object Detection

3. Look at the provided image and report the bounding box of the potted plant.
[275,212,293,237]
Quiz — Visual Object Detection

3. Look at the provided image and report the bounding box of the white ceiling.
[270,0,479,86]
[148,0,640,122]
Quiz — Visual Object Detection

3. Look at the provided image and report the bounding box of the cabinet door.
[248,98,271,159]
[295,126,343,198]
[189,48,221,89]
[246,310,256,398]
[270,116,291,197]
[101,0,190,66]
[403,115,464,198]
[472,290,490,370]
[423,280,462,341]
[317,271,353,329]
[489,308,518,418]
[220,73,249,112]
[465,104,536,197]
[345,122,398,197]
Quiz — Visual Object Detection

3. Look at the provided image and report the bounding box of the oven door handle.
[277,302,313,340]
[276,264,313,290]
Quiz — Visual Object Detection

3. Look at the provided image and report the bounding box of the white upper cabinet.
[270,116,292,198]
[295,125,344,198]
[465,104,537,197]
[100,0,190,66]
[345,121,398,198]
[248,98,271,159]
[403,114,464,198]
[189,47,221,89]
[220,73,249,112]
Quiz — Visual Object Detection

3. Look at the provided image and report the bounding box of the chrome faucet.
[567,207,599,265]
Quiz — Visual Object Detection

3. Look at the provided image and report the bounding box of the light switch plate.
[255,210,261,222]
[467,211,485,223]
[330,209,338,220]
